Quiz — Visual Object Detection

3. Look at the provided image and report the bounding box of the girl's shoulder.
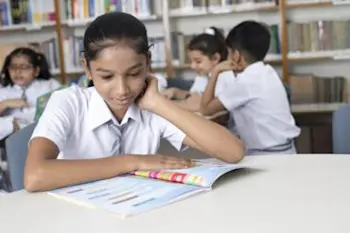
[34,78,61,89]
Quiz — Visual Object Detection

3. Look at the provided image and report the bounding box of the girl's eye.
[101,75,113,80]
[128,71,141,77]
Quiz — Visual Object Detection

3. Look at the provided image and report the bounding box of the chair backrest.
[5,122,37,191]
[332,104,350,154]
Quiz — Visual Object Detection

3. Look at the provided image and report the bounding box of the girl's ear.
[211,52,221,63]
[81,57,92,81]
[34,67,40,78]
[147,52,152,72]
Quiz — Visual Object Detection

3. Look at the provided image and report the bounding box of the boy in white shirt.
[200,20,300,155]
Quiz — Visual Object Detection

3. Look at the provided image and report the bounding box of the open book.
[48,158,242,219]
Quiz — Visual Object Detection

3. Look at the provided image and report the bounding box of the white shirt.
[0,79,61,140]
[190,71,234,95]
[217,62,300,155]
[30,85,187,160]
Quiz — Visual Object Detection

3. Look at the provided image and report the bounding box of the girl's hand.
[3,98,30,109]
[185,93,201,107]
[162,87,176,99]
[135,154,195,171]
[137,76,161,111]
[12,119,20,133]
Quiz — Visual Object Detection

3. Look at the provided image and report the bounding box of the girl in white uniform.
[0,47,61,140]
[162,27,234,112]
[24,12,244,192]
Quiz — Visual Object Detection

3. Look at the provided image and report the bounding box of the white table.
[1,154,350,233]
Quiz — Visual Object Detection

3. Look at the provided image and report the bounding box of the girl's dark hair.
[84,12,150,87]
[84,12,150,66]
[187,27,228,62]
[0,47,52,86]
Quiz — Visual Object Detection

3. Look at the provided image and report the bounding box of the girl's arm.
[0,101,7,114]
[163,87,190,100]
[0,99,29,115]
[140,78,245,163]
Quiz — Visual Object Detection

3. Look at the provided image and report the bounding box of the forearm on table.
[174,89,190,100]
[0,101,8,115]
[24,155,139,192]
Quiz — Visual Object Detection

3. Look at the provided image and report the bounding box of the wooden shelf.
[287,1,333,9]
[63,14,159,27]
[169,2,278,18]
[0,22,55,32]
[287,50,350,62]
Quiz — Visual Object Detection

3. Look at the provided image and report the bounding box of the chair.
[5,122,37,192]
[332,104,350,154]
[167,77,194,91]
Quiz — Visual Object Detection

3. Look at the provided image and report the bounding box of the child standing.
[162,27,234,111]
[24,12,244,192]
[0,47,61,140]
[200,21,300,155]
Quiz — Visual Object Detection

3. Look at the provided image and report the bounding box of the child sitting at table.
[0,47,61,140]
[199,20,300,155]
[162,27,234,112]
[24,12,244,192]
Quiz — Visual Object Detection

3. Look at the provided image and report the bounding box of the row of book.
[64,0,162,21]
[288,20,350,54]
[290,74,346,104]
[0,0,55,27]
[0,22,281,74]
[169,0,275,13]
[169,24,280,65]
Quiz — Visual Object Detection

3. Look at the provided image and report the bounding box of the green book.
[34,85,68,121]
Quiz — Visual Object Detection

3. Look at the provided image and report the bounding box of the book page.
[132,158,242,187]
[48,175,207,218]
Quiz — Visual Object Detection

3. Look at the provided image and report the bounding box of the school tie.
[109,119,130,155]
[21,87,27,101]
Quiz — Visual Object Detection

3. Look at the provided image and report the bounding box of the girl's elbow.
[24,167,44,192]
[223,141,245,164]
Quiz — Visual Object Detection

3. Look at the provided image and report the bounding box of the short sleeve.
[217,80,256,111]
[30,89,76,151]
[153,115,187,151]
[48,78,62,90]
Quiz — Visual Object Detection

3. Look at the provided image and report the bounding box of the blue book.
[48,158,243,218]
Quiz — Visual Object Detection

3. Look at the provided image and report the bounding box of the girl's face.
[188,50,220,76]
[8,55,39,87]
[85,45,149,119]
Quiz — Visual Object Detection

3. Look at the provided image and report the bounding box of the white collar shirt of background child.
[217,62,301,155]
[0,78,60,140]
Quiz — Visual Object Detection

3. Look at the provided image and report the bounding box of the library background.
[0,0,349,153]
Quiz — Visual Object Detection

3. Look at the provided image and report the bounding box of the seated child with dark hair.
[162,27,233,112]
[200,20,300,155]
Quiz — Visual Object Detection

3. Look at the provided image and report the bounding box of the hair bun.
[204,28,216,36]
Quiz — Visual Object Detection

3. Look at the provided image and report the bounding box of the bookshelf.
[0,0,349,94]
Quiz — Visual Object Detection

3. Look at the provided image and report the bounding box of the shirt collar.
[13,80,37,91]
[87,87,142,131]
[244,61,265,74]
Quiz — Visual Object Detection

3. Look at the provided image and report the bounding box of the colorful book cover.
[48,158,243,218]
